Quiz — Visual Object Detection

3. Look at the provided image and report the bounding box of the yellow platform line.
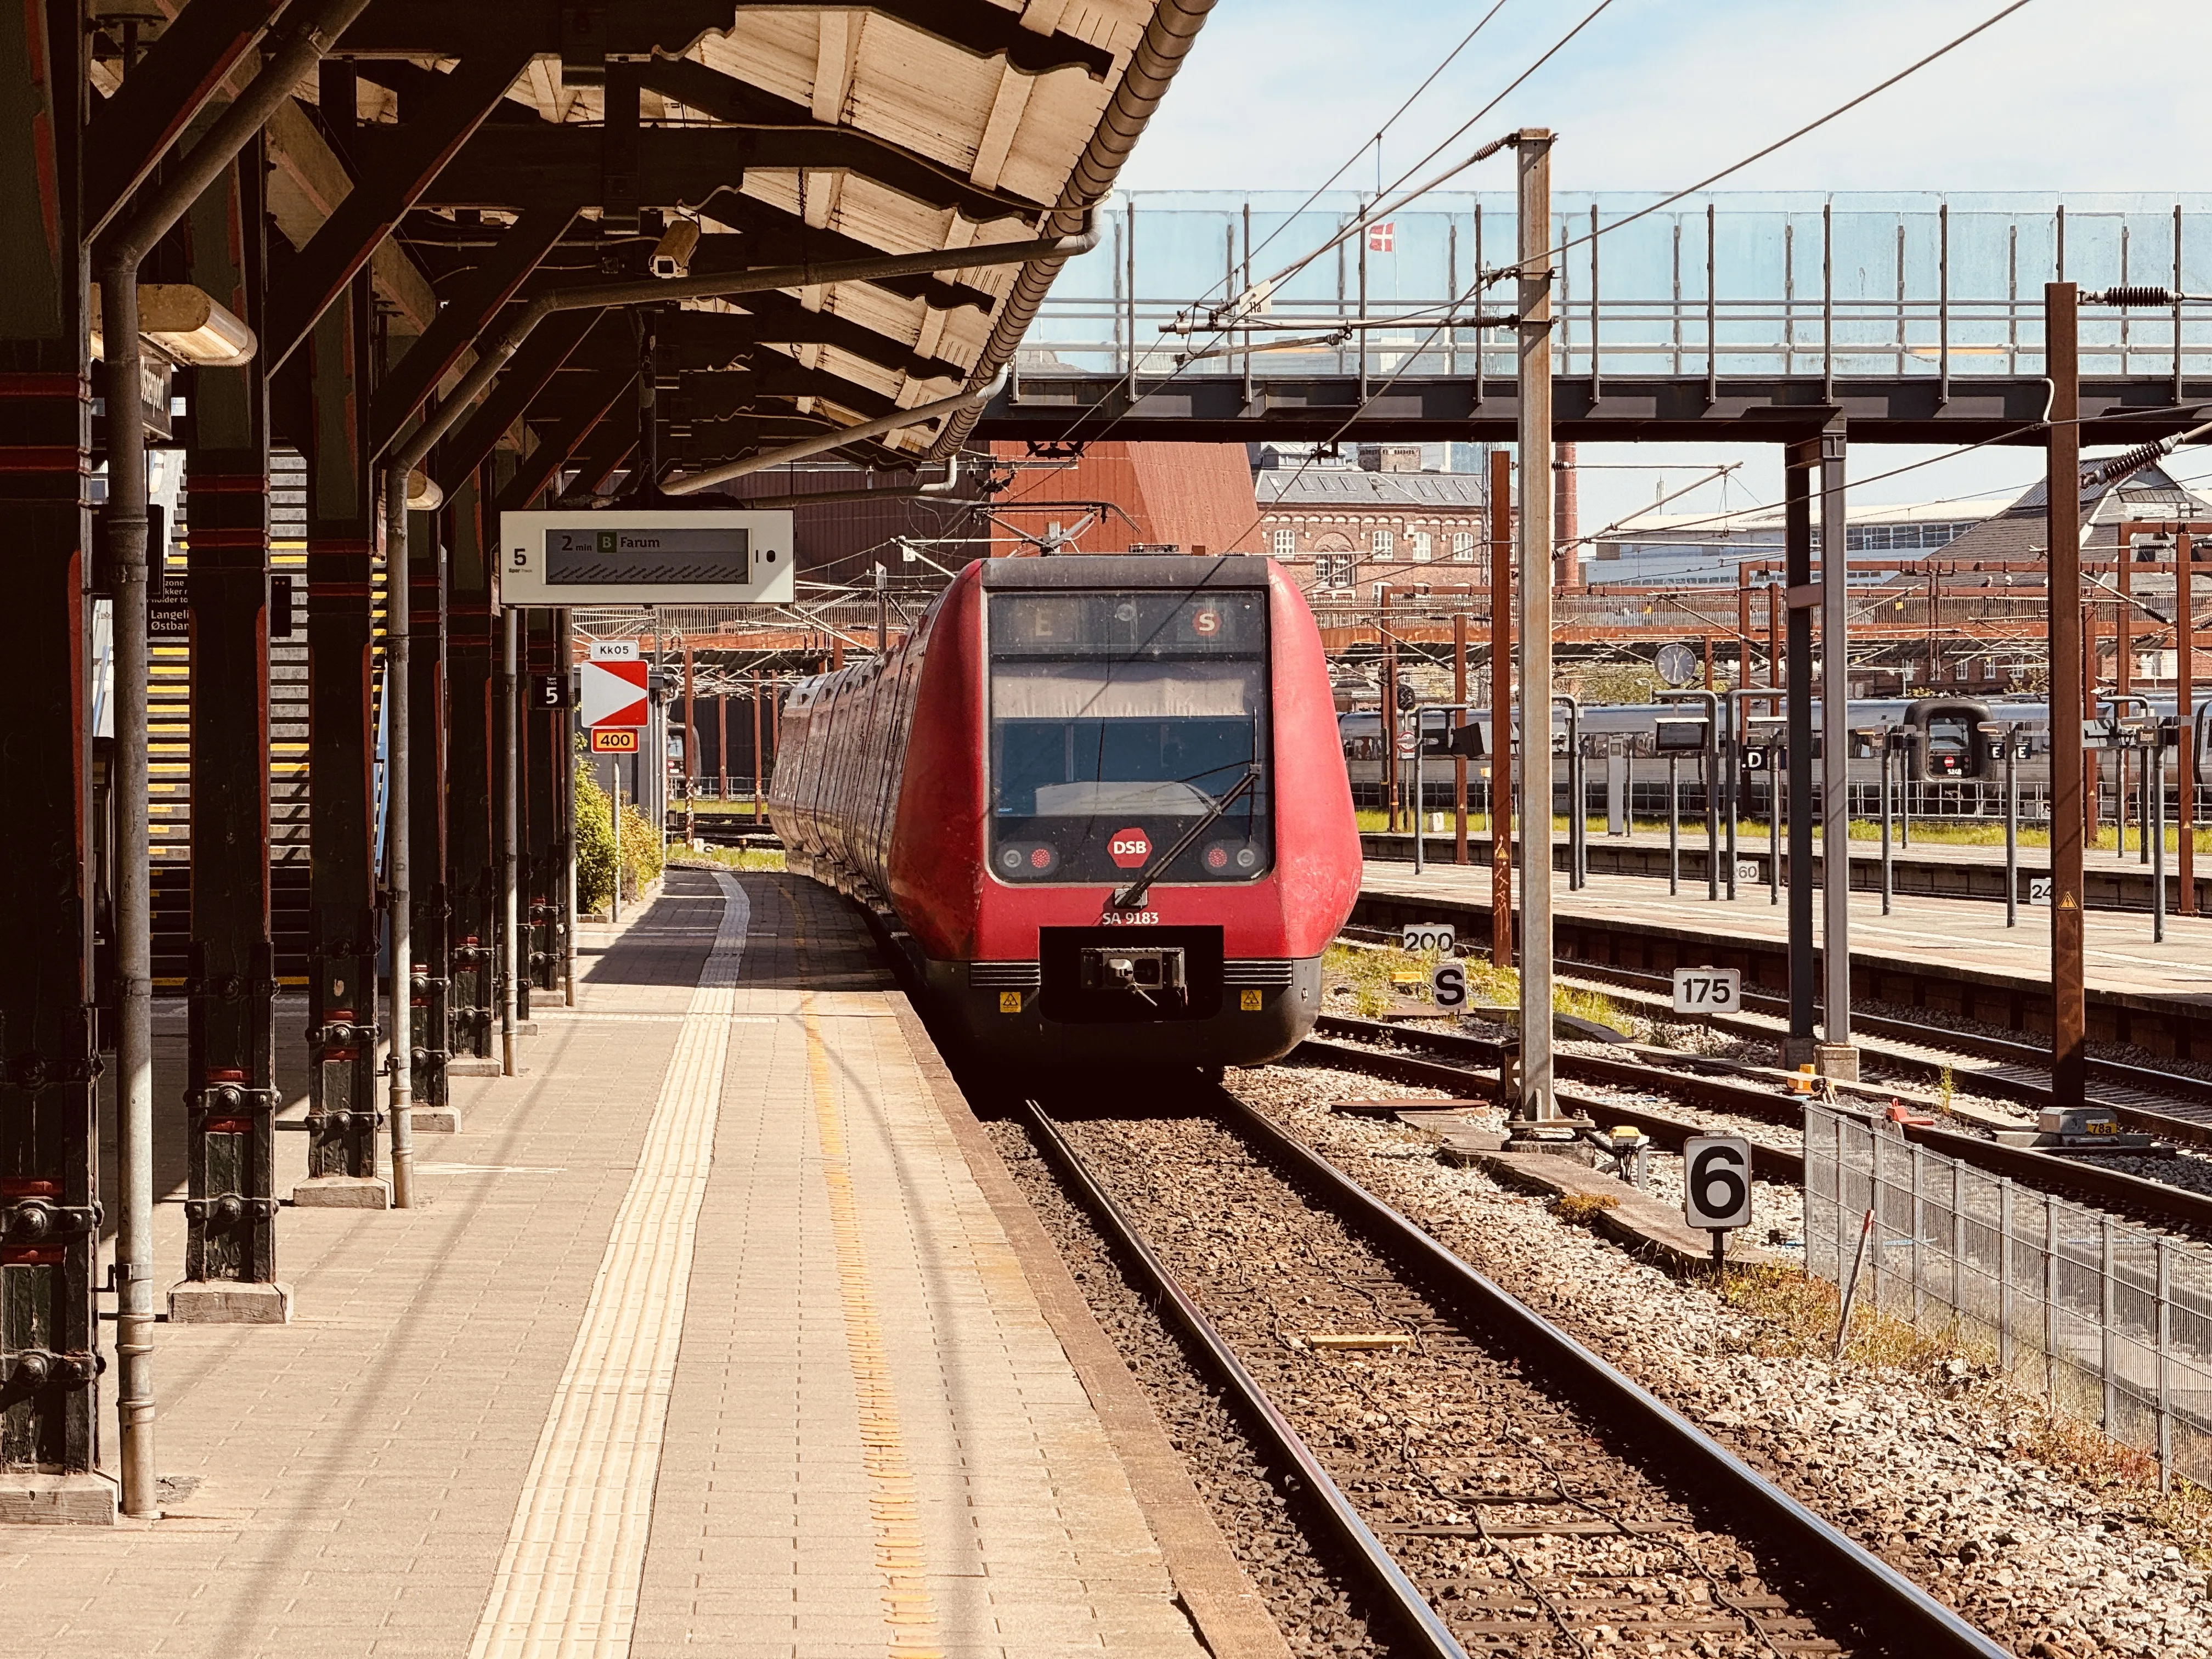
[466,870,747,1659]
[805,1010,944,1659]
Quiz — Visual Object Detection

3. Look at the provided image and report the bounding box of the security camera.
[651,220,701,279]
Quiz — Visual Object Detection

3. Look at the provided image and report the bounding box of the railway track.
[1018,1090,2008,1658]
[1553,956,2212,1145]
[1341,921,2212,1144]
[1302,1012,2212,1243]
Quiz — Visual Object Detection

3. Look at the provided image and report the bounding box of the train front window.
[988,590,1272,884]
[1923,715,1973,776]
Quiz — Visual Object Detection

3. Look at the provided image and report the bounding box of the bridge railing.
[1029,191,2212,388]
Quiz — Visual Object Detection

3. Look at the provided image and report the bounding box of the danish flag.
[1367,221,1395,253]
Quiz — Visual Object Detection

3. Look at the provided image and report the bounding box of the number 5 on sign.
[1672,967,1740,1013]
[1683,1136,1753,1231]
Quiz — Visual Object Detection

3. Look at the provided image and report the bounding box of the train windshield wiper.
[1109,765,1261,911]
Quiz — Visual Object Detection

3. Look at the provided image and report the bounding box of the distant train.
[770,555,1362,1071]
[1342,693,2209,815]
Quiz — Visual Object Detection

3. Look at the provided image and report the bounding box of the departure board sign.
[499,509,795,605]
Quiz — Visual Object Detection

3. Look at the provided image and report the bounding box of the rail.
[1218,1090,2012,1657]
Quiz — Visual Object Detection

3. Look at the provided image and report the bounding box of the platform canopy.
[91,1,1199,496]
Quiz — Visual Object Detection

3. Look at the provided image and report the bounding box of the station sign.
[499,509,795,605]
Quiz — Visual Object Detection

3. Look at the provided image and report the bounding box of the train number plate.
[1099,910,1159,926]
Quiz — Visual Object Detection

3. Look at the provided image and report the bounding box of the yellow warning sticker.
[2058,892,2079,911]
[1240,988,1264,1012]
[998,990,1024,1013]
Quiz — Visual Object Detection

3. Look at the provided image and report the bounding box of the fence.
[1804,1104,2212,1489]
[1037,190,2212,388]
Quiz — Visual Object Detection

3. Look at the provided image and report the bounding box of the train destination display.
[499,509,796,604]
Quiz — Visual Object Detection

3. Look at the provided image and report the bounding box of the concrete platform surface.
[1363,857,2212,1006]
[5,868,1212,1659]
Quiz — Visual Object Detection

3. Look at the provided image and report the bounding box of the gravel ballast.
[1230,1060,2212,1659]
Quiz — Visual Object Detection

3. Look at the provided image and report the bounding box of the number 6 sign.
[1683,1135,1753,1232]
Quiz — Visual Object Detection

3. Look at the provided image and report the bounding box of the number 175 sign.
[1672,967,1741,1014]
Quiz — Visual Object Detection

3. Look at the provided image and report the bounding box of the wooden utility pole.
[1489,448,1514,971]
[2047,282,2087,1106]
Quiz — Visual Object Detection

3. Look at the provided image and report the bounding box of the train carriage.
[772,554,1362,1070]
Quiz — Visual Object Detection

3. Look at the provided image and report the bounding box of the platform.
[8,868,1243,1658]
[1364,824,2209,913]
[1362,857,2212,1012]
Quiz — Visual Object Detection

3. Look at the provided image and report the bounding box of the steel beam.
[1782,440,1817,1066]
[177,140,286,1323]
[1818,422,1854,1076]
[2049,284,2087,1105]
[421,124,1028,220]
[688,214,997,317]
[405,500,452,1124]
[445,476,500,1065]
[663,300,972,388]
[84,0,289,240]
[978,373,2212,446]
[634,57,1039,224]
[295,269,386,1206]
[524,611,563,996]
[0,0,105,1517]
[265,48,536,371]
[334,1,1113,80]
[430,308,607,499]
[369,205,579,460]
[492,369,638,513]
[1514,129,1554,1125]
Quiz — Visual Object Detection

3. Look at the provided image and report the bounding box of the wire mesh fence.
[1804,1104,2212,1489]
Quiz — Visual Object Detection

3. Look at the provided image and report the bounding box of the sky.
[1109,0,2212,530]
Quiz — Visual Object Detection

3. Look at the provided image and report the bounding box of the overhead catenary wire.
[1515,0,2042,278]
[1240,0,1621,303]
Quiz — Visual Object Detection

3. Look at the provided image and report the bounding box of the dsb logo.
[1107,827,1152,869]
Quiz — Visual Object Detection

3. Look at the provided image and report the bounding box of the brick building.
[1254,462,1497,596]
[983,440,1262,555]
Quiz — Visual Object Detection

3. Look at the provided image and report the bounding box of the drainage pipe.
[98,0,376,1521]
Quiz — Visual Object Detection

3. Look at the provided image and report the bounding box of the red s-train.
[769,554,1362,1068]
